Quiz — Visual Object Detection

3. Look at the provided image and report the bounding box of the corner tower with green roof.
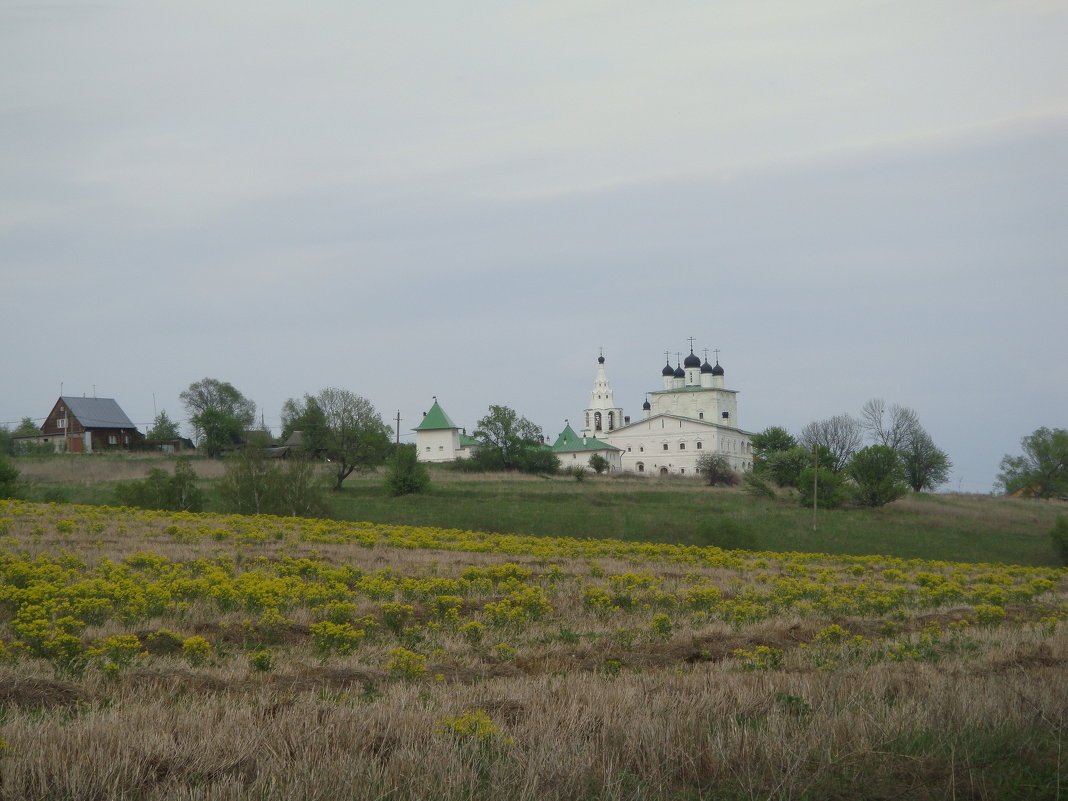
[413,399,482,463]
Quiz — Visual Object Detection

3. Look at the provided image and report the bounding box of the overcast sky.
[2,0,1066,493]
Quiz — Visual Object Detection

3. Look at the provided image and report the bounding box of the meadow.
[12,453,1067,567]
[0,497,1065,800]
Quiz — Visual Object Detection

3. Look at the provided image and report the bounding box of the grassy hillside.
[0,500,1064,801]
[10,454,1067,566]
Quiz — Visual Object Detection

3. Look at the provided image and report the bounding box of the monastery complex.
[415,347,755,477]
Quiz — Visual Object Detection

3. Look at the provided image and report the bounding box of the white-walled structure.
[583,351,754,477]
[413,400,481,462]
[551,424,623,472]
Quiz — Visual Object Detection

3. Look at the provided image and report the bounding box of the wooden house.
[39,397,145,453]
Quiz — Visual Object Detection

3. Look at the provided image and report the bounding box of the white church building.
[579,349,755,477]
[413,346,755,477]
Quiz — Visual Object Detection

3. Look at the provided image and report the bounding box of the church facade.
[413,346,755,477]
[580,350,755,476]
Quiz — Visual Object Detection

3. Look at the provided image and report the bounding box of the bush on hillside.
[385,444,431,496]
[797,467,849,510]
[219,449,326,517]
[696,454,738,486]
[0,455,27,499]
[848,445,908,508]
[1051,516,1068,566]
[112,457,203,512]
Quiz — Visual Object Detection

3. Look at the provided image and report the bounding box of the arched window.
[607,411,614,430]
[594,411,602,431]
[696,441,703,450]
[636,462,645,473]
[679,443,686,450]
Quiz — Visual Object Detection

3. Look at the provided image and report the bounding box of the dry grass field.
[0,499,1065,800]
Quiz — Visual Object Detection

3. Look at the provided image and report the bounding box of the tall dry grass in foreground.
[0,501,1065,800]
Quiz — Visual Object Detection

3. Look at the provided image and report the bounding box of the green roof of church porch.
[413,401,459,431]
[551,424,620,453]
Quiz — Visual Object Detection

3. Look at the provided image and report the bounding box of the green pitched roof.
[458,433,483,448]
[551,424,619,453]
[413,401,459,432]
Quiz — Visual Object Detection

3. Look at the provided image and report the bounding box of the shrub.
[181,636,213,666]
[385,444,431,496]
[588,454,609,475]
[742,471,777,500]
[848,445,908,508]
[383,647,427,680]
[0,456,26,499]
[113,457,204,512]
[310,621,365,658]
[219,449,326,517]
[695,453,738,486]
[797,467,850,510]
[1050,516,1068,566]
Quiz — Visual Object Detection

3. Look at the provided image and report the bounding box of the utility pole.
[394,411,402,445]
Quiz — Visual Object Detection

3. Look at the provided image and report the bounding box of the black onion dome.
[700,359,714,374]
[711,361,725,376]
[598,354,605,364]
[673,364,685,379]
[642,398,651,410]
[684,350,701,368]
[662,362,675,377]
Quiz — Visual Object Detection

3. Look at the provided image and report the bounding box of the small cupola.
[711,361,724,376]
[661,362,675,377]
[673,363,685,379]
[684,350,701,369]
[700,359,714,374]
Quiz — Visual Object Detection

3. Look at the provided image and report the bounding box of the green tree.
[146,410,181,442]
[282,389,392,490]
[750,426,797,467]
[13,417,41,437]
[695,453,738,486]
[797,467,849,510]
[219,448,327,517]
[472,405,557,473]
[112,457,203,512]
[385,444,431,496]
[180,379,256,457]
[762,446,834,488]
[997,427,1068,499]
[848,445,908,508]
[588,453,610,475]
[901,429,952,492]
[0,455,26,499]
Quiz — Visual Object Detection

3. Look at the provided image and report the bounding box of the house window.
[636,462,645,473]
[639,446,644,452]
[608,411,614,430]
[438,446,444,451]
[57,418,67,429]
[680,468,685,474]
[425,446,431,452]
[722,412,730,419]
[679,443,685,450]
[594,411,602,431]
[108,435,117,445]
[699,412,704,420]
[627,447,632,452]
[662,443,668,451]
[697,441,703,449]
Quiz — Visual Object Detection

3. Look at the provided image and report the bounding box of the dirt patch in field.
[0,676,86,710]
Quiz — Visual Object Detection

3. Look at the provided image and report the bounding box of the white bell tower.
[582,351,625,437]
